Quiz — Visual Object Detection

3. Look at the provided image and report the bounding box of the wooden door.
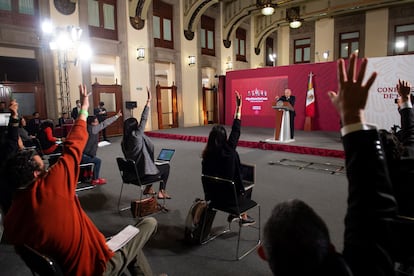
[202,85,218,125]
[218,75,226,124]
[91,83,123,136]
[156,82,178,129]
[0,82,47,119]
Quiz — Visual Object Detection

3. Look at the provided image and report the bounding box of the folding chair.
[15,244,63,276]
[116,157,165,214]
[201,174,261,260]
[75,163,96,193]
[32,138,61,167]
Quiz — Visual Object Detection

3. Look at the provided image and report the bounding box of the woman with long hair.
[121,88,171,199]
[202,91,254,226]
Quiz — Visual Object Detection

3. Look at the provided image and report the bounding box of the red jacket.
[4,119,114,275]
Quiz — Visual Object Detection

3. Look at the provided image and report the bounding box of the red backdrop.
[225,61,340,131]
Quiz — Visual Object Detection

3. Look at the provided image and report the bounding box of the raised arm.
[228,91,241,148]
[137,87,151,132]
[397,80,414,155]
[329,53,397,275]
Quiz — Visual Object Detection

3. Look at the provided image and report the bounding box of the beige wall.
[365,8,388,57]
[125,3,152,129]
[315,18,334,62]
[277,26,290,66]
[180,0,200,127]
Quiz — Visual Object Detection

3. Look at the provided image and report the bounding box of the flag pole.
[304,72,315,131]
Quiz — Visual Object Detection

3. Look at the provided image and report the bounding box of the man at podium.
[275,88,296,139]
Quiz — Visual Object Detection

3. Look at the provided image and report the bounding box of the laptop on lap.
[154,149,175,165]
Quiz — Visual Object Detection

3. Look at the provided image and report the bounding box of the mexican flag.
[305,72,315,117]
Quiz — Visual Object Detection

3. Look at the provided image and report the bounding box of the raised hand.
[328,53,377,126]
[8,99,18,119]
[117,110,123,117]
[146,87,152,101]
[79,84,90,113]
[235,90,242,108]
[397,79,411,103]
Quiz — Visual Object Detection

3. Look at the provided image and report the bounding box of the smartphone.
[395,98,399,104]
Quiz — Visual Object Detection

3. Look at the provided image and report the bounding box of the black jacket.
[202,119,244,195]
[342,128,397,276]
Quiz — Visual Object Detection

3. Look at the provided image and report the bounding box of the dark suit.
[279,95,296,139]
[390,106,414,217]
[71,107,79,120]
[26,117,41,136]
[399,107,414,157]
[342,128,397,276]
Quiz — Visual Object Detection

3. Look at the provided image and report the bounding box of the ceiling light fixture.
[261,4,274,16]
[289,19,302,29]
[286,6,303,29]
[257,0,277,16]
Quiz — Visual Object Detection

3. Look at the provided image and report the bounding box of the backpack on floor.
[184,198,216,245]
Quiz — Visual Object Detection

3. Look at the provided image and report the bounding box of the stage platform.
[146,125,344,159]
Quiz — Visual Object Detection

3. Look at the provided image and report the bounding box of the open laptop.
[0,113,11,127]
[155,148,175,165]
[241,163,255,190]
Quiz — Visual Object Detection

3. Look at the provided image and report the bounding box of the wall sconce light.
[269,53,277,66]
[286,7,303,29]
[137,48,145,60]
[188,55,196,66]
[322,50,329,60]
[226,57,233,70]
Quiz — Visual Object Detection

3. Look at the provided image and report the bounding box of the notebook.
[0,113,11,126]
[155,148,175,165]
[241,163,255,190]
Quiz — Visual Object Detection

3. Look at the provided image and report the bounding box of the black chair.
[32,138,61,167]
[116,157,165,214]
[15,244,63,276]
[201,174,261,260]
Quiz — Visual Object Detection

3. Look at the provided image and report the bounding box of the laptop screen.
[157,149,175,162]
[241,163,255,183]
[0,113,11,127]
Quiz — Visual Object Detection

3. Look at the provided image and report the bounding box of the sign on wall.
[365,55,414,130]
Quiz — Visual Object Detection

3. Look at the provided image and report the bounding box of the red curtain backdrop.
[225,62,340,131]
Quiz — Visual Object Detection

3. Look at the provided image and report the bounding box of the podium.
[271,101,294,142]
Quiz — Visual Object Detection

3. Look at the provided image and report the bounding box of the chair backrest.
[201,174,239,211]
[116,157,142,186]
[15,244,63,276]
[32,138,44,156]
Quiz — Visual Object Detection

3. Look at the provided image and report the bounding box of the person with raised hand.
[202,91,255,226]
[4,84,157,276]
[258,54,397,276]
[122,87,172,199]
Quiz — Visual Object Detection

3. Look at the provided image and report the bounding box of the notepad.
[0,113,10,127]
[106,225,139,252]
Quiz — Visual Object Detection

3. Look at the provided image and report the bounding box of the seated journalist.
[202,91,255,226]
[122,87,171,199]
[258,53,399,276]
[3,84,157,276]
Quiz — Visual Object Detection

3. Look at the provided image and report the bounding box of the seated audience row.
[1,85,157,275]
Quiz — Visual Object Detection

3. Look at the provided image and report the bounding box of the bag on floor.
[131,196,160,218]
[184,198,216,245]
